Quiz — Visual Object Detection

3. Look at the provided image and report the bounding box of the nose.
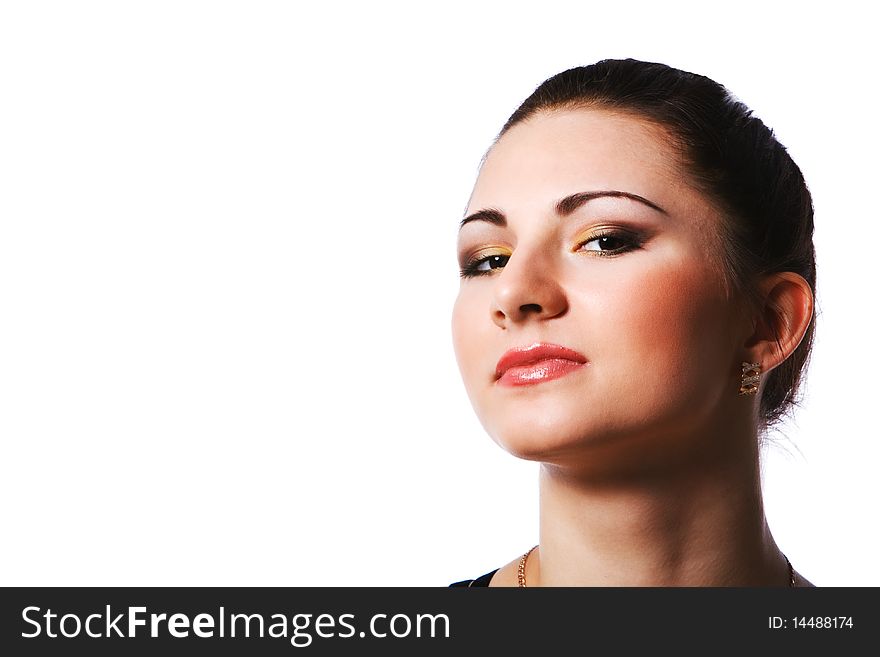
[491,247,568,328]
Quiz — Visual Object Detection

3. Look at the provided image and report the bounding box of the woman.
[450,59,816,587]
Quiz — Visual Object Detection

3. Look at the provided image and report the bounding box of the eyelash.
[459,230,642,279]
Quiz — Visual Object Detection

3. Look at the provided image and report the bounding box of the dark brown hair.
[494,58,816,429]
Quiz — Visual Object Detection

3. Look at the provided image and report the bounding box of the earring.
[739,362,761,395]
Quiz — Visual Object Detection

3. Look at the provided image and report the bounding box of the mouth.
[494,343,588,387]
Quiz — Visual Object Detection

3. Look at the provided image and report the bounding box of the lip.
[494,343,588,387]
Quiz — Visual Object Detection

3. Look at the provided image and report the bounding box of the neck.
[532,413,789,586]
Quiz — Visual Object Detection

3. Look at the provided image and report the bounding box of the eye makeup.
[459,224,649,279]
[459,247,512,279]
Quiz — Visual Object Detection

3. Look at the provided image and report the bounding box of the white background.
[1,1,877,586]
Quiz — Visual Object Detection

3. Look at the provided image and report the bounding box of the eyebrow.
[458,190,668,230]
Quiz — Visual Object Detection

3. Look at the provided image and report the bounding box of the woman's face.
[452,109,749,469]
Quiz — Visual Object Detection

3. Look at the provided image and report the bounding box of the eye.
[578,231,640,256]
[459,253,510,279]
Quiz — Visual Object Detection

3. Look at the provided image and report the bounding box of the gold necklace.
[517,545,796,587]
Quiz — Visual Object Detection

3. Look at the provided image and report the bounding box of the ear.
[742,272,814,373]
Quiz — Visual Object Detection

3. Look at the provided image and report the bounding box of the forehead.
[468,108,692,214]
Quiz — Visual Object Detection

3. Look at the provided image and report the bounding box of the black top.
[449,569,499,587]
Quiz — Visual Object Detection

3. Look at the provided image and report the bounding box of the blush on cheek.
[606,257,730,366]
[636,249,728,324]
[636,267,732,395]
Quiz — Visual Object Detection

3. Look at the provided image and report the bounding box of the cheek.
[451,288,487,385]
[581,257,732,390]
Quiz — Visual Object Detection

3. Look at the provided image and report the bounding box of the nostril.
[520,303,542,315]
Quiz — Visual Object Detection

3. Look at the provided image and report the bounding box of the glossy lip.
[494,343,588,385]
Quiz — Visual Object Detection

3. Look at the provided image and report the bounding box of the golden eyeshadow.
[470,246,511,260]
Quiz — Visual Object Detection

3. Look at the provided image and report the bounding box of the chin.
[476,395,703,470]
[481,409,612,462]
